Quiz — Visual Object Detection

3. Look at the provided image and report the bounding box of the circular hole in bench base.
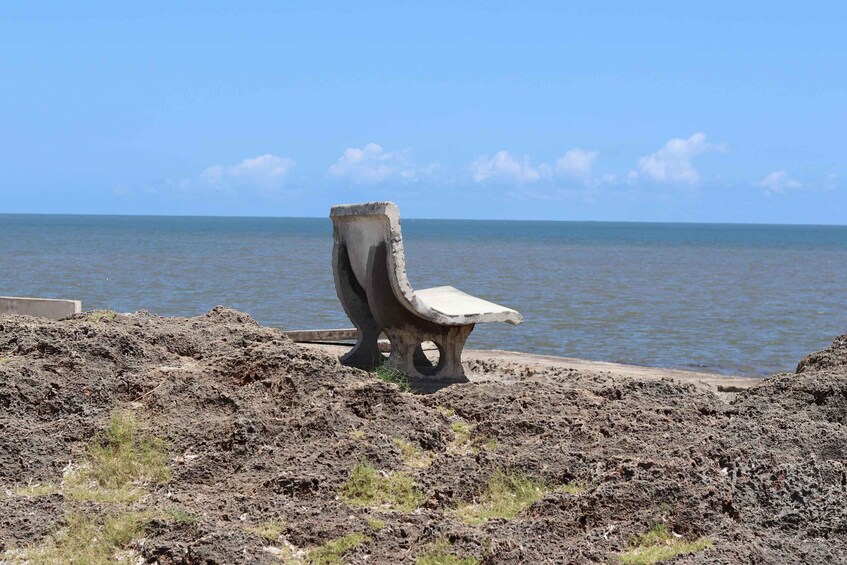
[414,341,443,376]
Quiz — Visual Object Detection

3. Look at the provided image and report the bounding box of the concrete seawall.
[0,296,82,320]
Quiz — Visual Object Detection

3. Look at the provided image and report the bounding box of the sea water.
[2,214,846,377]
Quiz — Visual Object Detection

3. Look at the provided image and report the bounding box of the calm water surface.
[2,214,846,377]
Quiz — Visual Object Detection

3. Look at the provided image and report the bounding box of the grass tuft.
[245,518,286,542]
[392,438,432,468]
[618,524,713,564]
[365,517,385,531]
[15,482,59,497]
[64,484,144,503]
[435,405,455,418]
[13,410,170,503]
[81,410,171,490]
[163,508,200,525]
[308,532,370,565]
[416,540,479,565]
[450,421,471,447]
[557,483,586,495]
[19,511,148,564]
[85,310,118,322]
[455,469,547,525]
[374,364,410,392]
[4,410,173,564]
[340,462,426,512]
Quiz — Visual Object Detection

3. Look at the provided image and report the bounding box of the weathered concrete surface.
[0,296,81,320]
[330,201,522,381]
[415,286,520,321]
[330,202,522,326]
[282,328,358,342]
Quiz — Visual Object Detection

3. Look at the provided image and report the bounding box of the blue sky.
[1,2,845,223]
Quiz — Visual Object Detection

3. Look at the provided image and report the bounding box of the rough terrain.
[1,308,845,563]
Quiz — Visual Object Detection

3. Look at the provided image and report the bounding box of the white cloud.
[471,148,604,185]
[755,171,802,194]
[634,133,725,184]
[328,143,420,185]
[470,151,551,183]
[196,154,295,194]
[555,148,599,179]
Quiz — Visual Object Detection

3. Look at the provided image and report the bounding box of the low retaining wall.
[0,296,82,320]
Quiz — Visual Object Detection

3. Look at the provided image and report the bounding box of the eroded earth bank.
[1,308,845,563]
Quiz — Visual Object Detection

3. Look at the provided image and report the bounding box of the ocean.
[2,214,846,377]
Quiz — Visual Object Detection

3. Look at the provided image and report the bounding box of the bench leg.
[384,330,427,380]
[383,325,474,382]
[333,243,385,370]
[342,325,384,371]
[432,325,474,381]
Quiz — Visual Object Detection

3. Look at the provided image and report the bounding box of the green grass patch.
[450,421,471,447]
[13,410,170,503]
[64,483,145,503]
[618,524,713,564]
[392,438,432,468]
[85,310,118,322]
[435,405,455,418]
[374,364,410,392]
[455,469,548,525]
[416,540,479,565]
[365,517,385,531]
[15,482,59,497]
[77,410,170,490]
[0,356,11,364]
[162,508,200,525]
[444,417,487,454]
[245,518,286,542]
[17,511,148,564]
[4,508,202,563]
[308,532,370,565]
[340,462,426,512]
[556,483,586,495]
[3,410,173,564]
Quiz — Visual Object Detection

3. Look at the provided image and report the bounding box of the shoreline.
[301,343,764,394]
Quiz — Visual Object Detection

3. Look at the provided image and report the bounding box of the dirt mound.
[796,332,847,374]
[1,310,846,564]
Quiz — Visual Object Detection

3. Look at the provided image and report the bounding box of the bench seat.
[414,286,522,325]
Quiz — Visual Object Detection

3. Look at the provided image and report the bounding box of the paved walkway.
[301,343,763,394]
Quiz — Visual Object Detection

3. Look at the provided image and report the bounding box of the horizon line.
[0,211,845,229]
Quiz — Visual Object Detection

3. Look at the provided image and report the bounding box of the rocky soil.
[0,308,845,563]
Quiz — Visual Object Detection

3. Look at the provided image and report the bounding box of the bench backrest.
[330,201,423,317]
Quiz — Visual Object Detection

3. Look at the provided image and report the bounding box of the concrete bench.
[330,201,522,381]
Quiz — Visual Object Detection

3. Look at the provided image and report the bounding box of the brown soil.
[1,308,845,564]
